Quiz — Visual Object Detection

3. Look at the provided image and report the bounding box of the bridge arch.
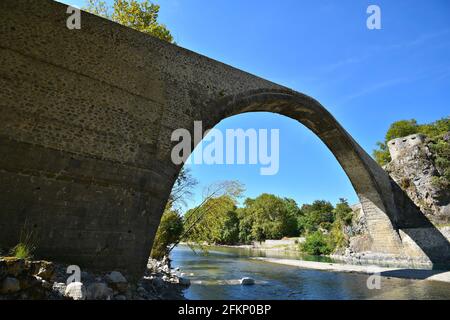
[167,88,449,271]
[177,88,405,257]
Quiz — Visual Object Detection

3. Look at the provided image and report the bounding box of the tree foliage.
[150,167,197,259]
[297,200,334,234]
[84,0,174,43]
[150,204,183,259]
[178,180,245,249]
[298,198,353,255]
[184,195,238,245]
[238,194,298,242]
[385,119,419,141]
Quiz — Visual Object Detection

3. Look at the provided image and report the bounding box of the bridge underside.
[0,0,448,276]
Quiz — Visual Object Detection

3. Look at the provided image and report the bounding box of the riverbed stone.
[106,271,128,293]
[0,277,21,294]
[64,282,87,300]
[87,282,113,300]
[0,257,25,277]
[178,277,190,286]
[240,277,255,285]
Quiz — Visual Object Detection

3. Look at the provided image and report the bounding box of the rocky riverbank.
[0,256,190,300]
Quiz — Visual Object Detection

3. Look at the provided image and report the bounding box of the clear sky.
[62,0,450,209]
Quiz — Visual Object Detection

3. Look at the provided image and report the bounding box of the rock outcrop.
[0,256,189,300]
[385,133,450,224]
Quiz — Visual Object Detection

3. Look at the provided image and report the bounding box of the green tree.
[150,205,183,259]
[183,195,237,244]
[328,198,353,249]
[84,0,174,43]
[385,119,419,141]
[333,198,353,226]
[221,210,240,244]
[151,167,197,259]
[298,199,354,254]
[297,200,335,234]
[241,193,297,241]
[283,198,302,236]
[179,181,244,248]
[237,206,254,244]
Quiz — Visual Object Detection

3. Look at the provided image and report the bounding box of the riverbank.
[181,238,302,254]
[253,257,450,283]
[0,256,190,300]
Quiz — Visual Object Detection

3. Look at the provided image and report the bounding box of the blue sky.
[62,0,450,209]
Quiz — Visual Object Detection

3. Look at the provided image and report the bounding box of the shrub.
[9,221,38,259]
[300,231,333,255]
[10,242,34,260]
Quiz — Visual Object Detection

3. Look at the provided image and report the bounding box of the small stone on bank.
[240,277,255,285]
[0,277,21,294]
[65,282,87,300]
[178,277,190,286]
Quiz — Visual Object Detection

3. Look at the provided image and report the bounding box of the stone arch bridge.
[0,0,448,276]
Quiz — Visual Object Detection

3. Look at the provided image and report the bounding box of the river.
[170,244,450,300]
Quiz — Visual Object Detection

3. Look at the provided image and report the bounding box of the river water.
[170,245,450,300]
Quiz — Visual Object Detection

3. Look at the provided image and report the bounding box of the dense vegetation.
[151,166,355,258]
[182,194,354,256]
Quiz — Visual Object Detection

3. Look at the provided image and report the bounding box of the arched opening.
[155,89,450,272]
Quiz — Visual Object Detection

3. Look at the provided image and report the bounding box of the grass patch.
[10,242,34,259]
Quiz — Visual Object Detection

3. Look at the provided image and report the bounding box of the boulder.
[64,282,86,300]
[106,271,128,293]
[52,282,67,296]
[152,277,165,288]
[0,257,25,277]
[87,282,113,300]
[136,286,147,297]
[240,277,255,285]
[25,260,55,281]
[0,277,21,294]
[178,277,190,286]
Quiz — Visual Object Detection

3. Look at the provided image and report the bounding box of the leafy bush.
[299,199,353,255]
[300,231,333,255]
